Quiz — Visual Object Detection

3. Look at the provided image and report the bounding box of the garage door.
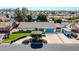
[45,28,54,33]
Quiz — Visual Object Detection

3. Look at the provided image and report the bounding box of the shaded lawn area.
[2,33,31,43]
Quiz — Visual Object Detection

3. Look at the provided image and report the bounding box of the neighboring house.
[0,16,11,22]
[0,22,12,33]
[18,22,56,33]
[0,22,13,39]
[69,22,79,32]
[0,16,17,28]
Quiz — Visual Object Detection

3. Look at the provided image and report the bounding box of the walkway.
[0,34,4,44]
[12,36,32,44]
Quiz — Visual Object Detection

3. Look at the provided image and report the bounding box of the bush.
[72,33,78,38]
[12,30,31,34]
[22,39,32,45]
[22,40,30,45]
[42,34,46,37]
[55,19,62,23]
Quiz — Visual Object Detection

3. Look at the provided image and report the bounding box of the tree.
[52,17,62,23]
[27,15,32,22]
[6,14,9,18]
[56,19,62,23]
[37,13,47,22]
[15,8,21,16]
[21,7,28,21]
[14,7,28,22]
[14,8,22,22]
[22,7,28,15]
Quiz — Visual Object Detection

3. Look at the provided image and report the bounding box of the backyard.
[2,32,31,43]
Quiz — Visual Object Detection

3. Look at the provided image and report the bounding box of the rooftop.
[31,31,42,34]
[0,22,10,28]
[18,22,56,29]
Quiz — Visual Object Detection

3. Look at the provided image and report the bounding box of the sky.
[0,0,79,11]
[0,0,79,7]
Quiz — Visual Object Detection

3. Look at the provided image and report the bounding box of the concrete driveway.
[57,33,79,44]
[43,34,63,44]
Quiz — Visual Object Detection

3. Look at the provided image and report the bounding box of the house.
[69,22,79,32]
[18,22,67,33]
[0,22,13,39]
[0,16,17,28]
[18,22,56,33]
[0,22,12,33]
[0,16,11,22]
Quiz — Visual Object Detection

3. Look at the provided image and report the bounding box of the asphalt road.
[0,44,79,51]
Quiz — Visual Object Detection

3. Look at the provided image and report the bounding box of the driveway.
[12,36,32,44]
[0,34,4,44]
[57,33,79,44]
[43,34,63,44]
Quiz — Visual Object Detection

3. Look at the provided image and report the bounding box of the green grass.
[2,33,30,43]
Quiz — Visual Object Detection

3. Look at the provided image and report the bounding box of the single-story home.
[18,22,66,33]
[18,22,57,33]
[0,22,12,39]
[69,22,79,32]
[0,22,12,33]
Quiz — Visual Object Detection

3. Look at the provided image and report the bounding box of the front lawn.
[2,33,30,43]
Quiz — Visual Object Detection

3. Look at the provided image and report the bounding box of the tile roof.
[18,22,56,29]
[0,22,11,28]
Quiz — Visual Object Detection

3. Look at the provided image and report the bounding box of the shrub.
[72,33,78,38]
[42,34,46,37]
[12,30,31,34]
[22,39,32,45]
[22,40,29,45]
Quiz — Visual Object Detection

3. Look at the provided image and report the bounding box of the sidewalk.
[12,36,32,44]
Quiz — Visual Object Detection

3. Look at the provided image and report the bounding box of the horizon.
[0,7,79,11]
